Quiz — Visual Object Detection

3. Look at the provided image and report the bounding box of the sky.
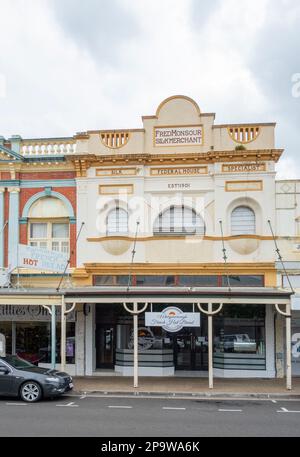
[0,0,299,178]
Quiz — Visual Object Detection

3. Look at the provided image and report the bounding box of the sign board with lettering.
[18,244,68,273]
[150,166,207,176]
[222,163,266,173]
[154,125,203,147]
[96,168,137,177]
[0,305,75,322]
[145,307,200,333]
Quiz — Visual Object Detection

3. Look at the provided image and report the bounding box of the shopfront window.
[14,322,75,365]
[0,322,12,354]
[213,305,266,370]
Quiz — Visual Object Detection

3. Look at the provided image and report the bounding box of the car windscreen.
[2,355,36,369]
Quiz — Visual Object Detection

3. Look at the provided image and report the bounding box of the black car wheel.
[20,381,42,403]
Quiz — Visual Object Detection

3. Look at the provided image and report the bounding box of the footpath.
[71,376,300,399]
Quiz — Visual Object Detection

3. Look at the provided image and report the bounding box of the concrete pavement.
[72,376,300,399]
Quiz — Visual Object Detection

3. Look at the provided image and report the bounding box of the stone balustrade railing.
[21,139,76,156]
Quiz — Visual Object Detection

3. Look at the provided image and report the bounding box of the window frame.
[28,218,70,254]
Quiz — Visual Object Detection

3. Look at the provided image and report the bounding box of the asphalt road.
[1,394,300,437]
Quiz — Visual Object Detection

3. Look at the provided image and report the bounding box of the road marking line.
[272,400,277,403]
[80,395,86,400]
[6,403,27,406]
[162,407,186,410]
[56,402,78,407]
[277,407,300,413]
[108,406,133,409]
[218,409,242,412]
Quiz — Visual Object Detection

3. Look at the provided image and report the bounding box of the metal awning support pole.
[133,307,138,388]
[208,304,213,389]
[61,295,66,373]
[51,305,56,370]
[123,302,148,388]
[275,302,292,391]
[286,303,292,391]
[197,303,223,390]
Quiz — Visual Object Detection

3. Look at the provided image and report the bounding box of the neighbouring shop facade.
[0,95,299,386]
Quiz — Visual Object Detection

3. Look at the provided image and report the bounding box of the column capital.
[7,187,20,193]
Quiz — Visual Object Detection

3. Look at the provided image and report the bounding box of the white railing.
[21,140,77,156]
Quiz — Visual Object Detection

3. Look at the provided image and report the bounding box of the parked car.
[223,334,257,353]
[0,355,73,402]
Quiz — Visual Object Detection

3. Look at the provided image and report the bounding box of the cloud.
[247,0,300,171]
[51,0,139,66]
[0,0,298,179]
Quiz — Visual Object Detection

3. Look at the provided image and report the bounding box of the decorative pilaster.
[8,187,20,269]
[0,188,5,268]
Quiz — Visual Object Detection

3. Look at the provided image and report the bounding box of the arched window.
[107,208,128,235]
[28,197,70,253]
[231,206,256,235]
[153,206,205,235]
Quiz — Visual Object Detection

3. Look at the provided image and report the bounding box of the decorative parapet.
[21,138,77,156]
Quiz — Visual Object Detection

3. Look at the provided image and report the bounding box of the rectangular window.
[29,221,69,254]
[94,275,130,286]
[222,275,264,287]
[15,322,75,365]
[214,304,266,370]
[178,276,218,287]
[135,275,175,287]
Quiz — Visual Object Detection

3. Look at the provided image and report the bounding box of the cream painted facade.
[0,95,296,384]
[74,95,281,279]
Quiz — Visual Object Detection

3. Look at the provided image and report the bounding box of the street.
[0,395,300,437]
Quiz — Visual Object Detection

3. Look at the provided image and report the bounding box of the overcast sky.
[0,0,299,178]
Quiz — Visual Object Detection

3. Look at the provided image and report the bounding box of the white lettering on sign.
[154,125,203,147]
[145,307,200,333]
[18,244,68,273]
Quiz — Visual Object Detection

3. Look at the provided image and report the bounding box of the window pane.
[61,242,69,254]
[135,275,175,287]
[39,242,48,249]
[178,275,218,287]
[30,223,47,239]
[154,206,205,235]
[52,241,59,251]
[52,223,69,238]
[231,206,255,235]
[222,275,264,287]
[107,208,128,234]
